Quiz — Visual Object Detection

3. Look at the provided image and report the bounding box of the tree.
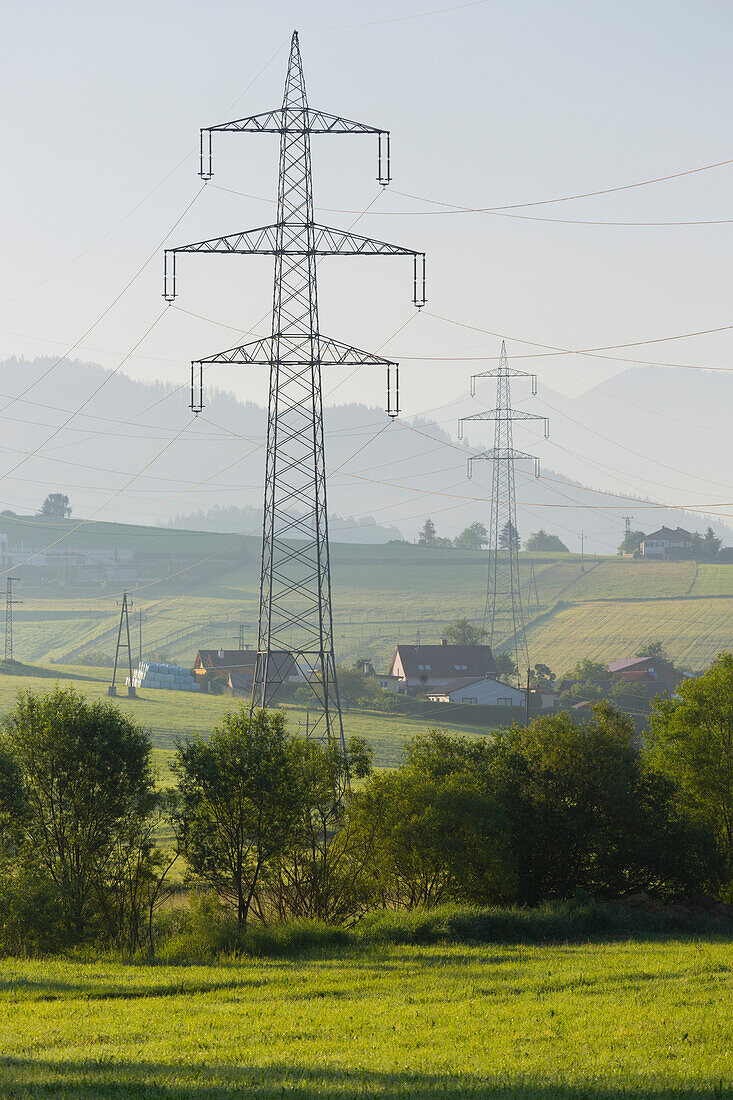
[499,521,520,552]
[454,522,488,550]
[619,529,645,555]
[494,652,517,679]
[1,685,160,946]
[442,618,485,646]
[418,519,436,547]
[173,707,303,928]
[559,658,609,702]
[350,735,514,909]
[525,530,568,553]
[39,493,71,519]
[264,736,373,923]
[490,704,648,903]
[702,527,722,561]
[647,652,733,883]
[531,663,556,690]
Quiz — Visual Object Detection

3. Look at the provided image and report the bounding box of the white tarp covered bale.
[130,660,201,692]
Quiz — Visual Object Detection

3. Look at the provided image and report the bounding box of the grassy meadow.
[5,514,733,694]
[0,663,489,772]
[0,938,731,1097]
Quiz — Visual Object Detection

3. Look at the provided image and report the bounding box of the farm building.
[608,656,683,693]
[390,641,497,692]
[193,649,300,693]
[427,676,524,706]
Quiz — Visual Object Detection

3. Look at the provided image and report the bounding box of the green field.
[6,514,733,677]
[0,665,488,771]
[0,938,730,1097]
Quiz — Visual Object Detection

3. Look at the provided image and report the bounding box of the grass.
[525,597,733,672]
[9,514,733,678]
[0,663,491,771]
[0,937,731,1097]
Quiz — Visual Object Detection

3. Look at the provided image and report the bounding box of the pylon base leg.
[108,686,117,697]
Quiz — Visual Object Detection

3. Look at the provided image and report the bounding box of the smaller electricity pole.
[109,591,136,697]
[527,560,540,614]
[4,577,21,662]
[238,623,245,651]
[580,531,585,573]
[624,516,632,537]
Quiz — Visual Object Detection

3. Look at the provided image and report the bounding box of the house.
[390,641,497,692]
[427,676,524,707]
[193,649,300,691]
[608,656,683,694]
[640,527,694,561]
[376,673,401,693]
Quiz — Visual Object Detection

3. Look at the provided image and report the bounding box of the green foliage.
[172,706,302,927]
[526,530,568,552]
[1,684,162,949]
[648,651,733,882]
[560,657,609,702]
[499,520,520,552]
[334,664,383,706]
[619,528,645,554]
[493,652,518,678]
[442,618,485,645]
[350,763,514,909]
[453,522,488,550]
[690,526,722,561]
[38,492,71,518]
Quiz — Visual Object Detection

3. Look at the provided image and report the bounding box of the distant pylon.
[165,31,425,747]
[4,577,21,662]
[109,591,136,698]
[459,342,549,684]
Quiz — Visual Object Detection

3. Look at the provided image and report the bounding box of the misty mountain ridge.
[0,355,731,554]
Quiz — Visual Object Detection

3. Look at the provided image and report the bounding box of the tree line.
[2,655,733,953]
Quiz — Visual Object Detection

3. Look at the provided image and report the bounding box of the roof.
[392,644,497,679]
[608,657,656,673]
[195,649,256,671]
[194,649,297,680]
[642,526,693,542]
[428,675,520,694]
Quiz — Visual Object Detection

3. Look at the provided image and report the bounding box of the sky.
[1,0,733,554]
[2,0,733,419]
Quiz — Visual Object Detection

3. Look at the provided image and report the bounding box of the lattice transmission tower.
[459,342,549,684]
[164,31,425,748]
[4,577,20,663]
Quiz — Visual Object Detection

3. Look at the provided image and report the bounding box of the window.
[461,697,478,705]
[498,697,513,706]
[417,664,424,671]
[424,664,431,671]
[454,664,469,671]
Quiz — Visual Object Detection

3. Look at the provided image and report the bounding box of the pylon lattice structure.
[109,591,136,698]
[164,31,425,748]
[459,342,549,684]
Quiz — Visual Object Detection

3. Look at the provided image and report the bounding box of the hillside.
[3,513,733,676]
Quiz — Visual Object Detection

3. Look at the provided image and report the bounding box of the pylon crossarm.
[190,335,398,414]
[204,109,385,135]
[165,228,425,303]
[470,367,538,397]
[458,410,549,439]
[467,449,540,480]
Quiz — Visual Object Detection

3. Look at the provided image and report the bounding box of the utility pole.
[109,591,136,698]
[165,31,425,748]
[459,342,549,687]
[238,623,245,651]
[525,666,532,724]
[624,515,632,537]
[527,560,540,614]
[580,531,585,572]
[138,607,145,664]
[4,577,21,663]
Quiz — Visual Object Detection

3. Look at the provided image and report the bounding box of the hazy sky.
[2,0,733,424]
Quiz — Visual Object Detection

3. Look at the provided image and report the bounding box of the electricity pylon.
[164,31,425,748]
[109,591,136,698]
[459,342,549,685]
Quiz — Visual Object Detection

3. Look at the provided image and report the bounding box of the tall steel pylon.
[459,342,549,684]
[164,31,425,748]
